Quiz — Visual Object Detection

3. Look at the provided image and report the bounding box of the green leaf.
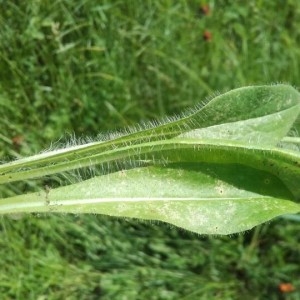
[1,84,299,183]
[1,163,299,235]
[0,84,299,235]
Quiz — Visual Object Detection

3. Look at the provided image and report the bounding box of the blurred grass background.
[0,0,299,299]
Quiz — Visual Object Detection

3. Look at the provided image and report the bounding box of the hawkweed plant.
[0,84,299,235]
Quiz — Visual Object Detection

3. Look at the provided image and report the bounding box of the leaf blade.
[1,163,299,235]
[0,84,299,182]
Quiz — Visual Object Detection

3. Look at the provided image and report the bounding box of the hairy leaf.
[0,84,299,234]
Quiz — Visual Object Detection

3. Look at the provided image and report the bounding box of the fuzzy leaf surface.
[0,84,300,235]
